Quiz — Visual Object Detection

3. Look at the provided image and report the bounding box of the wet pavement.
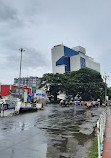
[0,104,104,158]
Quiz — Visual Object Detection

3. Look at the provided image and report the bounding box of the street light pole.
[18,48,25,98]
[103,73,109,104]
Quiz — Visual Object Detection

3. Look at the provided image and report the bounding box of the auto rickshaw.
[87,101,93,108]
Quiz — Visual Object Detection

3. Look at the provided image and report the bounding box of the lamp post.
[103,73,109,104]
[18,48,25,98]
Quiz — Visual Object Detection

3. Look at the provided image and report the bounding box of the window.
[80,57,86,68]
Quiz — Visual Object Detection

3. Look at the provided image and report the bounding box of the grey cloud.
[22,48,51,69]
[5,48,51,71]
[0,1,25,29]
[0,0,111,85]
[0,1,18,22]
[0,0,42,29]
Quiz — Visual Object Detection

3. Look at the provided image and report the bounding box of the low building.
[51,44,100,74]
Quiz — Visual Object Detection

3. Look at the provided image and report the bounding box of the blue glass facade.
[56,46,79,72]
[80,57,86,68]
[64,57,70,72]
[56,56,65,66]
[64,46,79,57]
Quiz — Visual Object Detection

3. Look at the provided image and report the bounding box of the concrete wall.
[79,52,100,72]
[70,55,81,71]
[86,57,100,72]
[70,52,100,72]
[51,45,65,74]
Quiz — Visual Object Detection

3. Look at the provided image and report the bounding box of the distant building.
[14,76,40,93]
[51,44,100,74]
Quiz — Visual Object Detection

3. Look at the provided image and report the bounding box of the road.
[0,104,104,158]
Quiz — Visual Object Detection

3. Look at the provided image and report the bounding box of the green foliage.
[39,73,66,101]
[64,68,105,101]
[89,138,98,158]
[108,87,111,100]
[40,68,105,102]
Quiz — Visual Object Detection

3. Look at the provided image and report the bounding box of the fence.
[97,108,108,158]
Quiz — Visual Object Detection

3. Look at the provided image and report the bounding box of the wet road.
[0,104,104,158]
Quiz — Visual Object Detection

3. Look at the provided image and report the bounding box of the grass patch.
[89,137,98,158]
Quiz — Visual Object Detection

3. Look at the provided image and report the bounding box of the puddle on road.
[0,104,104,158]
[42,105,104,158]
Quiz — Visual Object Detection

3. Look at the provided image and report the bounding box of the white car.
[0,99,9,110]
[0,99,8,105]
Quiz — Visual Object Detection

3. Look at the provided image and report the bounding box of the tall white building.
[51,44,100,74]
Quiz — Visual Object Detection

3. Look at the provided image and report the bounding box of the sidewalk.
[0,109,15,117]
[102,112,111,158]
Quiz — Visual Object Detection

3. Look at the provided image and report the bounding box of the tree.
[64,68,105,101]
[40,68,105,102]
[108,87,111,100]
[39,73,66,102]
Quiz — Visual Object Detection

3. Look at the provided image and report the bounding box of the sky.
[0,0,111,86]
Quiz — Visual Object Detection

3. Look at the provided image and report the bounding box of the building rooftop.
[72,46,86,54]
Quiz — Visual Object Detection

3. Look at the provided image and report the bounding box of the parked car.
[0,99,8,105]
[0,99,9,111]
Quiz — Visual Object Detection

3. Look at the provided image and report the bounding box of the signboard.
[28,94,32,101]
[24,91,27,102]
[35,90,46,98]
[34,89,48,103]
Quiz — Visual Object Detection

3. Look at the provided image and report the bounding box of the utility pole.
[18,48,25,98]
[103,73,109,104]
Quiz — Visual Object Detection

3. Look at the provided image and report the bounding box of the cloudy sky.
[0,0,111,86]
